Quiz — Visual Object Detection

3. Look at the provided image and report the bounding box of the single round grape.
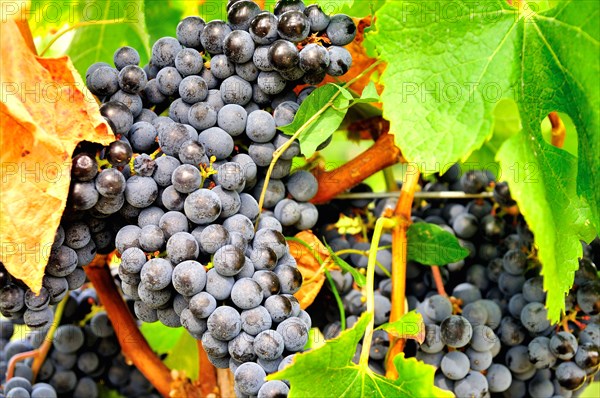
[577,281,600,315]
[114,46,140,70]
[229,331,257,362]
[470,324,497,352]
[198,127,234,160]
[205,268,235,301]
[277,10,309,42]
[118,65,147,93]
[255,71,286,94]
[257,380,289,398]
[550,331,579,360]
[207,305,241,341]
[304,4,330,32]
[440,315,473,348]
[221,75,253,105]
[506,345,534,374]
[454,371,489,398]
[227,0,261,30]
[268,40,299,71]
[276,317,308,351]
[184,189,222,224]
[235,362,266,396]
[224,30,255,63]
[231,278,264,310]
[201,20,232,54]
[175,48,204,77]
[140,258,173,291]
[176,16,205,48]
[250,12,279,44]
[441,351,470,380]
[327,46,352,76]
[156,66,183,96]
[556,361,586,390]
[264,295,292,323]
[151,36,182,68]
[100,101,133,135]
[299,43,330,73]
[486,363,512,392]
[89,66,119,97]
[53,324,84,353]
[189,291,217,318]
[520,301,550,333]
[575,342,600,370]
[213,245,245,276]
[158,123,190,156]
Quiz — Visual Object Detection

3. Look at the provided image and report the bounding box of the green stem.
[32,294,69,379]
[324,269,346,331]
[335,249,392,278]
[359,217,396,368]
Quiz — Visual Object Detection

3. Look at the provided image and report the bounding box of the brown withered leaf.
[288,231,329,309]
[0,19,114,293]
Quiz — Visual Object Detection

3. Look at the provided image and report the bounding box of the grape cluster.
[0,227,89,331]
[0,289,158,398]
[312,167,599,397]
[43,1,356,396]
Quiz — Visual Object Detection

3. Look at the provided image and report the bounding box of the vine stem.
[31,294,69,377]
[256,60,383,219]
[359,217,397,368]
[324,269,346,330]
[6,351,38,381]
[5,294,69,381]
[431,266,448,297]
[197,341,219,397]
[549,112,566,148]
[386,168,421,379]
[84,254,176,398]
[311,132,404,204]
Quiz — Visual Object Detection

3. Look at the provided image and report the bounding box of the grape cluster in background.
[1,0,357,396]
[310,167,600,398]
[1,289,159,398]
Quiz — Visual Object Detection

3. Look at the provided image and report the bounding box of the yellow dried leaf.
[288,231,329,309]
[0,19,114,293]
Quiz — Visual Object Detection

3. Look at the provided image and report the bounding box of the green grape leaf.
[140,322,185,355]
[269,313,452,398]
[463,99,522,172]
[497,132,596,322]
[144,0,186,45]
[164,329,199,380]
[376,311,426,343]
[198,0,228,22]
[366,0,599,226]
[337,0,386,17]
[67,0,150,77]
[324,241,366,287]
[366,0,599,321]
[305,327,326,350]
[313,0,368,16]
[279,83,352,158]
[407,223,469,265]
[350,80,380,104]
